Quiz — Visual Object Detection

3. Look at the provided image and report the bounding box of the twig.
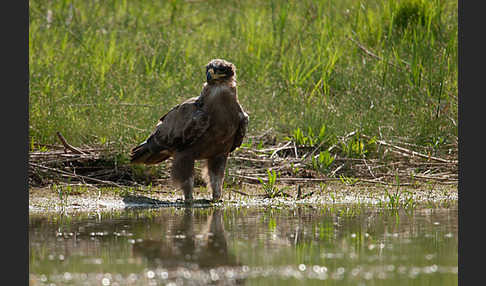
[297,185,302,199]
[232,174,339,183]
[410,174,458,182]
[357,178,414,186]
[270,141,292,158]
[347,36,410,69]
[59,182,100,190]
[360,134,457,164]
[302,130,357,163]
[229,156,273,163]
[361,156,376,178]
[330,164,345,177]
[256,143,293,153]
[56,132,87,155]
[29,162,124,188]
[229,189,255,197]
[301,139,327,162]
[292,141,298,158]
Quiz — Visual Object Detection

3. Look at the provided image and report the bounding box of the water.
[29,204,457,285]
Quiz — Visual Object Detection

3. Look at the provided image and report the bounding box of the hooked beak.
[206,68,224,82]
[206,68,214,81]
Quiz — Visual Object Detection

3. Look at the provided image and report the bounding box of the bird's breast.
[207,84,230,98]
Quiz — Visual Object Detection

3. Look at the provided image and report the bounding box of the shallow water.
[30,203,457,285]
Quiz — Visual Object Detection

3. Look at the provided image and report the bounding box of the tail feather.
[129,141,151,164]
[130,140,171,165]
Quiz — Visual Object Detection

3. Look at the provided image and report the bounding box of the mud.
[29,182,458,214]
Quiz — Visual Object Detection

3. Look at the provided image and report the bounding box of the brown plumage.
[130,59,249,202]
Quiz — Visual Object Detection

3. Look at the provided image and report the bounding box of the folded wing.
[230,111,249,152]
[130,98,210,164]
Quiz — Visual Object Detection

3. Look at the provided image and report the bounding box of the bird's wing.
[153,97,210,151]
[130,97,209,164]
[230,111,249,152]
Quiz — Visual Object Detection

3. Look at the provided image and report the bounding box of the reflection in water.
[132,208,238,270]
[29,204,457,285]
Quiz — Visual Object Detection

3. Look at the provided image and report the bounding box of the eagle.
[130,59,249,203]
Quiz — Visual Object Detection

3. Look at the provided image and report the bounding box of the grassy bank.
[29,0,457,174]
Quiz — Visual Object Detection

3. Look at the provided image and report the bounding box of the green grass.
[29,0,457,159]
[258,169,283,198]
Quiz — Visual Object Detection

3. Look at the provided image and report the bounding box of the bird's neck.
[200,80,237,104]
[206,77,236,87]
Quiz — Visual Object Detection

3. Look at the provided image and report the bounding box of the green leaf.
[318,124,326,141]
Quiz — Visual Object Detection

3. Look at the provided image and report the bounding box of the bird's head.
[205,59,236,84]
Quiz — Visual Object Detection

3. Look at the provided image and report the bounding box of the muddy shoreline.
[29,181,458,214]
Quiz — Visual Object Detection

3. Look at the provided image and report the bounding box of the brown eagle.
[130,59,249,203]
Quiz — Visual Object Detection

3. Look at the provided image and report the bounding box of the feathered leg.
[205,154,228,201]
[172,153,195,202]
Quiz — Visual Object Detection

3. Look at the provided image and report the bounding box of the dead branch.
[229,189,255,197]
[229,156,273,163]
[231,174,339,183]
[360,134,457,164]
[29,162,123,188]
[56,132,87,155]
[270,141,292,158]
[29,130,458,188]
